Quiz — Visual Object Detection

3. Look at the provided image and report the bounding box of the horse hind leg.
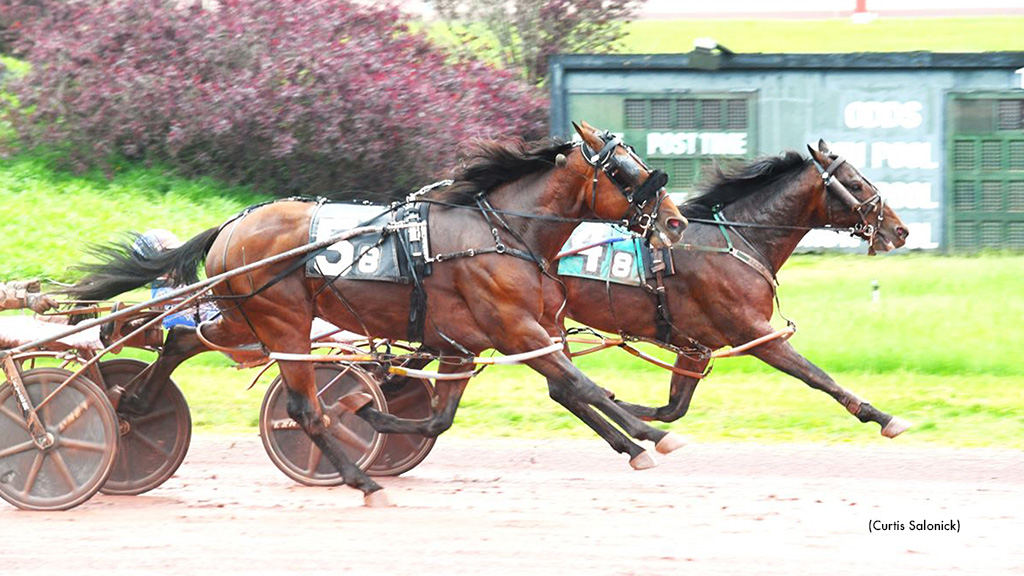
[582,382,688,455]
[545,376,654,469]
[116,323,219,414]
[277,360,391,506]
[615,354,708,423]
[355,361,471,437]
[526,347,687,466]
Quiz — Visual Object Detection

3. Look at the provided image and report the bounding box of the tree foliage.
[433,0,642,85]
[0,0,51,55]
[5,0,548,198]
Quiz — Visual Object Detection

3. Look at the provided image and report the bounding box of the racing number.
[319,241,381,276]
[578,245,634,279]
[610,252,634,279]
[580,245,605,273]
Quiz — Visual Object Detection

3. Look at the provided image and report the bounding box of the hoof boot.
[629,451,658,471]
[363,490,395,508]
[655,432,687,455]
[881,417,912,439]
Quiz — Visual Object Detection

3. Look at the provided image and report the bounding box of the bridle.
[814,154,886,247]
[580,131,671,241]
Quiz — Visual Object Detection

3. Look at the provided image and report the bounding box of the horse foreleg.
[615,354,708,423]
[544,375,652,468]
[277,360,389,506]
[749,337,912,438]
[355,361,471,437]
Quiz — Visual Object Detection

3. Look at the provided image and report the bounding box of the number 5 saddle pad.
[305,202,430,284]
[557,222,674,287]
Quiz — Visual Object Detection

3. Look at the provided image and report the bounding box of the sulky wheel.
[368,376,437,477]
[97,359,191,496]
[0,367,118,511]
[259,363,386,486]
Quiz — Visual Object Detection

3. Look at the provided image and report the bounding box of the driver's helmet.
[132,229,183,259]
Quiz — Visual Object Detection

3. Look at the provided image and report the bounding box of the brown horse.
[548,140,913,437]
[65,122,688,505]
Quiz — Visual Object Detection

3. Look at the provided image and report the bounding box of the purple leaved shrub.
[6,0,549,199]
[0,0,52,55]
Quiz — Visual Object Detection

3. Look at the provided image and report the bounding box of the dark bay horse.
[549,140,913,438]
[65,122,688,505]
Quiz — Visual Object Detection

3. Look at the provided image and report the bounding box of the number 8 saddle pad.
[305,202,430,284]
[557,222,674,287]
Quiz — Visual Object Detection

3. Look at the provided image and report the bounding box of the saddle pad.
[558,223,675,287]
[306,203,406,283]
[558,223,649,286]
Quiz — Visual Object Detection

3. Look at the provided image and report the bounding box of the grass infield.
[4,152,1018,447]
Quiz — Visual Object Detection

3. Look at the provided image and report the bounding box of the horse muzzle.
[869,224,909,255]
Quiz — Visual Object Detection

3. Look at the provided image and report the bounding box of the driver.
[133,229,219,328]
[0,279,58,313]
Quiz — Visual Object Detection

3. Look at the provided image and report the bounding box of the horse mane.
[680,151,813,219]
[431,137,575,206]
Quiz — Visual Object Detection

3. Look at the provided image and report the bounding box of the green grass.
[619,16,1024,54]
[0,55,29,77]
[113,249,1024,449]
[426,16,1024,75]
[158,354,1024,448]
[454,367,1024,449]
[0,153,272,280]
[2,148,1023,447]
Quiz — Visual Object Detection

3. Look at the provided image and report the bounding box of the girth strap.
[649,248,673,344]
[397,203,431,342]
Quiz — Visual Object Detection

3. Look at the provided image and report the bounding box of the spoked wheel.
[12,351,85,372]
[0,368,118,511]
[259,363,386,486]
[368,376,437,477]
[97,359,191,496]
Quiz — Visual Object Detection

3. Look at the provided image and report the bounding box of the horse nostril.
[896,226,909,240]
[667,217,688,234]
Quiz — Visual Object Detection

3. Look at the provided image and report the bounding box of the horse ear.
[573,120,605,150]
[818,139,831,154]
[807,143,827,164]
[572,121,586,140]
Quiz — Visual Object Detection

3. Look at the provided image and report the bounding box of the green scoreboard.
[550,52,1024,252]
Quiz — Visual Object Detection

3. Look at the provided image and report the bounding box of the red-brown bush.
[6,0,549,198]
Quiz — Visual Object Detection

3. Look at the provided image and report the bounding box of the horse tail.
[61,227,221,301]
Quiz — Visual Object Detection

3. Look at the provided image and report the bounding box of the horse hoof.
[881,417,912,439]
[363,490,394,508]
[655,432,687,455]
[629,451,658,471]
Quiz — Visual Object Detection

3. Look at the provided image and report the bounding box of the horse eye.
[849,183,862,192]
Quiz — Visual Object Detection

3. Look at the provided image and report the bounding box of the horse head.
[807,140,909,255]
[572,120,687,248]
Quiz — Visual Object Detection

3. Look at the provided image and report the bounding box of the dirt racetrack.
[2,434,1022,576]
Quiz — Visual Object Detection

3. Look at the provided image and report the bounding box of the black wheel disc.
[97,359,191,496]
[259,364,385,486]
[368,376,437,476]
